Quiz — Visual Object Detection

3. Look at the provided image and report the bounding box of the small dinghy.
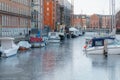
[18,41,31,51]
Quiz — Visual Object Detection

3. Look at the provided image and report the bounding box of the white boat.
[48,32,60,43]
[0,37,19,57]
[69,27,79,38]
[17,41,31,50]
[83,37,120,55]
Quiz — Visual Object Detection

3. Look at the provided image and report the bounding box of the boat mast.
[112,0,115,28]
[110,0,116,35]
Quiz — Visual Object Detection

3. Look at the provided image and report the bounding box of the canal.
[0,34,120,80]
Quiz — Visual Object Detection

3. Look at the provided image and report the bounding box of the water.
[0,33,120,80]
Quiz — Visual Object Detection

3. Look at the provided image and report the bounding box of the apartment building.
[43,0,72,31]
[101,15,111,29]
[72,14,87,29]
[116,11,120,31]
[72,15,82,27]
[0,0,31,37]
[31,0,43,30]
[89,14,101,29]
[43,0,57,31]
[90,14,112,29]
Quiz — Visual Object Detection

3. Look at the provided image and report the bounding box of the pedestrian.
[29,30,31,35]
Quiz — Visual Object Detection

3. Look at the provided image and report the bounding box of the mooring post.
[103,40,108,56]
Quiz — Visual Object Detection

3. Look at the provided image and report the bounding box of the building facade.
[63,0,72,26]
[72,15,81,27]
[43,0,57,31]
[89,14,101,29]
[43,0,72,31]
[0,0,31,37]
[90,14,112,29]
[31,0,43,30]
[101,15,111,29]
[116,11,120,31]
[72,14,87,29]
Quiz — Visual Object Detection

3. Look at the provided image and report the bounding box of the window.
[47,2,49,5]
[47,8,49,11]
[95,40,103,46]
[46,13,49,16]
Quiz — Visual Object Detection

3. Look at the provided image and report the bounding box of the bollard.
[103,40,108,56]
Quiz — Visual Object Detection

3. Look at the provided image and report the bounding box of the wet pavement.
[0,35,120,80]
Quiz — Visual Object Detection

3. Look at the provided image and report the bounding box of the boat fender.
[84,45,87,49]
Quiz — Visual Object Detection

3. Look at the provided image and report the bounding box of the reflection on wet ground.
[0,36,120,80]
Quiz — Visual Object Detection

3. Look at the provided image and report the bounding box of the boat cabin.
[87,37,115,47]
[0,37,14,50]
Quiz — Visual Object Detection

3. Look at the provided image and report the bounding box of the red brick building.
[72,15,81,27]
[116,11,120,30]
[89,14,112,29]
[72,14,87,29]
[101,15,111,29]
[43,0,57,31]
[89,14,100,29]
[0,0,31,37]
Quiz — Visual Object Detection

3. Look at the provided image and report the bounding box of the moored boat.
[30,37,46,47]
[48,32,60,43]
[0,37,19,57]
[83,37,120,55]
[18,41,31,51]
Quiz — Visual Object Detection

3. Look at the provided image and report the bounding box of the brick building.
[116,10,120,30]
[72,14,87,29]
[90,14,101,29]
[72,15,81,27]
[0,0,31,37]
[43,0,72,31]
[43,0,57,31]
[101,15,111,29]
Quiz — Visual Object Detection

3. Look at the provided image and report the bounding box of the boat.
[17,41,31,51]
[48,32,60,43]
[30,37,46,47]
[69,27,79,38]
[0,37,19,57]
[83,0,118,55]
[83,36,120,55]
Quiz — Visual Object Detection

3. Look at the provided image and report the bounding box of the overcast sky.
[68,0,120,15]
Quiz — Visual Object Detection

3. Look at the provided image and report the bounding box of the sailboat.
[83,0,120,55]
[83,36,120,54]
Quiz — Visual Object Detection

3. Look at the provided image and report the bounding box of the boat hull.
[84,46,120,55]
[19,47,29,51]
[0,37,19,57]
[108,46,120,54]
[48,39,60,43]
[85,47,104,54]
[31,42,46,48]
[1,46,19,57]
